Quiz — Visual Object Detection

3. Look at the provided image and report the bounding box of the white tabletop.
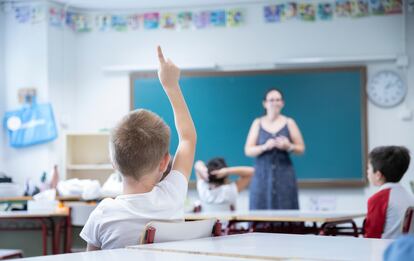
[18,248,279,261]
[0,249,22,257]
[0,209,69,218]
[185,210,365,223]
[130,233,392,261]
[234,210,366,222]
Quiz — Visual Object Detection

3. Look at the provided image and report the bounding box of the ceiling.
[49,0,260,10]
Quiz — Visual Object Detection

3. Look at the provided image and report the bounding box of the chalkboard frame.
[130,66,368,188]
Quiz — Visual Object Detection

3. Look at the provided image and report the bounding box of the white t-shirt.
[80,170,188,249]
[196,180,238,211]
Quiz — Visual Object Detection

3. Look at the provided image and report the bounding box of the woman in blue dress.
[245,88,305,210]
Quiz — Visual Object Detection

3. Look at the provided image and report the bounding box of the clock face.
[367,71,406,108]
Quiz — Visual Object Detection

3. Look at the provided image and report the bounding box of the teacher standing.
[245,88,305,210]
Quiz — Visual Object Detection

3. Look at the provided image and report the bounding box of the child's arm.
[194,160,209,181]
[211,166,254,192]
[157,46,197,181]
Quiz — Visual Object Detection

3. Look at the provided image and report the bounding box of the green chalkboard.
[131,67,367,187]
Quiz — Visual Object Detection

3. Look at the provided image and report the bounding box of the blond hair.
[110,109,170,180]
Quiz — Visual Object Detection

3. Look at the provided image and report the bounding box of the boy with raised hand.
[80,46,196,250]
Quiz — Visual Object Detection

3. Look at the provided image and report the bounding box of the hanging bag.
[3,98,58,148]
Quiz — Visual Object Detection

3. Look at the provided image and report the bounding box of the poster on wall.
[66,11,77,30]
[96,14,112,31]
[177,12,193,29]
[299,3,316,21]
[383,0,403,14]
[318,3,334,20]
[31,5,44,24]
[193,11,210,28]
[13,1,405,32]
[49,7,65,27]
[350,0,369,17]
[210,10,226,26]
[111,15,128,31]
[144,12,159,29]
[265,5,286,23]
[75,13,92,32]
[161,13,176,29]
[285,2,298,20]
[128,14,141,30]
[336,0,352,17]
[227,9,244,26]
[15,6,31,23]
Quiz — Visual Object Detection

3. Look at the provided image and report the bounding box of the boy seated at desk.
[80,46,197,250]
[194,158,254,211]
[365,146,414,239]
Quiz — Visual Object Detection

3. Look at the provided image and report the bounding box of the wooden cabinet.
[64,132,113,184]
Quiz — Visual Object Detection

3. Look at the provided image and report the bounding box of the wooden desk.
[0,209,70,255]
[18,249,264,261]
[185,210,365,236]
[0,196,91,203]
[185,211,236,221]
[0,196,32,202]
[233,210,365,223]
[131,232,392,261]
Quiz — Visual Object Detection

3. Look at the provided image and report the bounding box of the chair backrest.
[402,206,414,234]
[140,219,221,244]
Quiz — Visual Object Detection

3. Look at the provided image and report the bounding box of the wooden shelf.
[67,164,113,170]
[64,132,113,184]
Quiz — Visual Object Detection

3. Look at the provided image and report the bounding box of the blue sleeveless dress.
[249,122,299,210]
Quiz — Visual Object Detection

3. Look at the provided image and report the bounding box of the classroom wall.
[69,4,413,211]
[47,3,78,169]
[0,10,5,171]
[0,1,77,186]
[1,1,413,212]
[2,5,49,183]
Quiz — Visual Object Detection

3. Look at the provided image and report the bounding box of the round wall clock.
[367,70,406,108]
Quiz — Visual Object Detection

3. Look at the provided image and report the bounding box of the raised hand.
[157,46,180,88]
[194,161,209,181]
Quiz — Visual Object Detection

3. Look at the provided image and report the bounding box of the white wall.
[0,9,5,172]
[71,6,404,132]
[2,1,63,184]
[70,5,411,212]
[2,1,414,212]
[47,2,78,170]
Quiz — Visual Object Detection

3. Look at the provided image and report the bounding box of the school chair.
[402,206,414,234]
[0,249,23,259]
[140,218,221,244]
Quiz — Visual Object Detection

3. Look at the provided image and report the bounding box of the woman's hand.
[262,138,278,152]
[274,136,292,151]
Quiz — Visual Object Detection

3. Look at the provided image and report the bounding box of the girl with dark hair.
[194,158,254,211]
